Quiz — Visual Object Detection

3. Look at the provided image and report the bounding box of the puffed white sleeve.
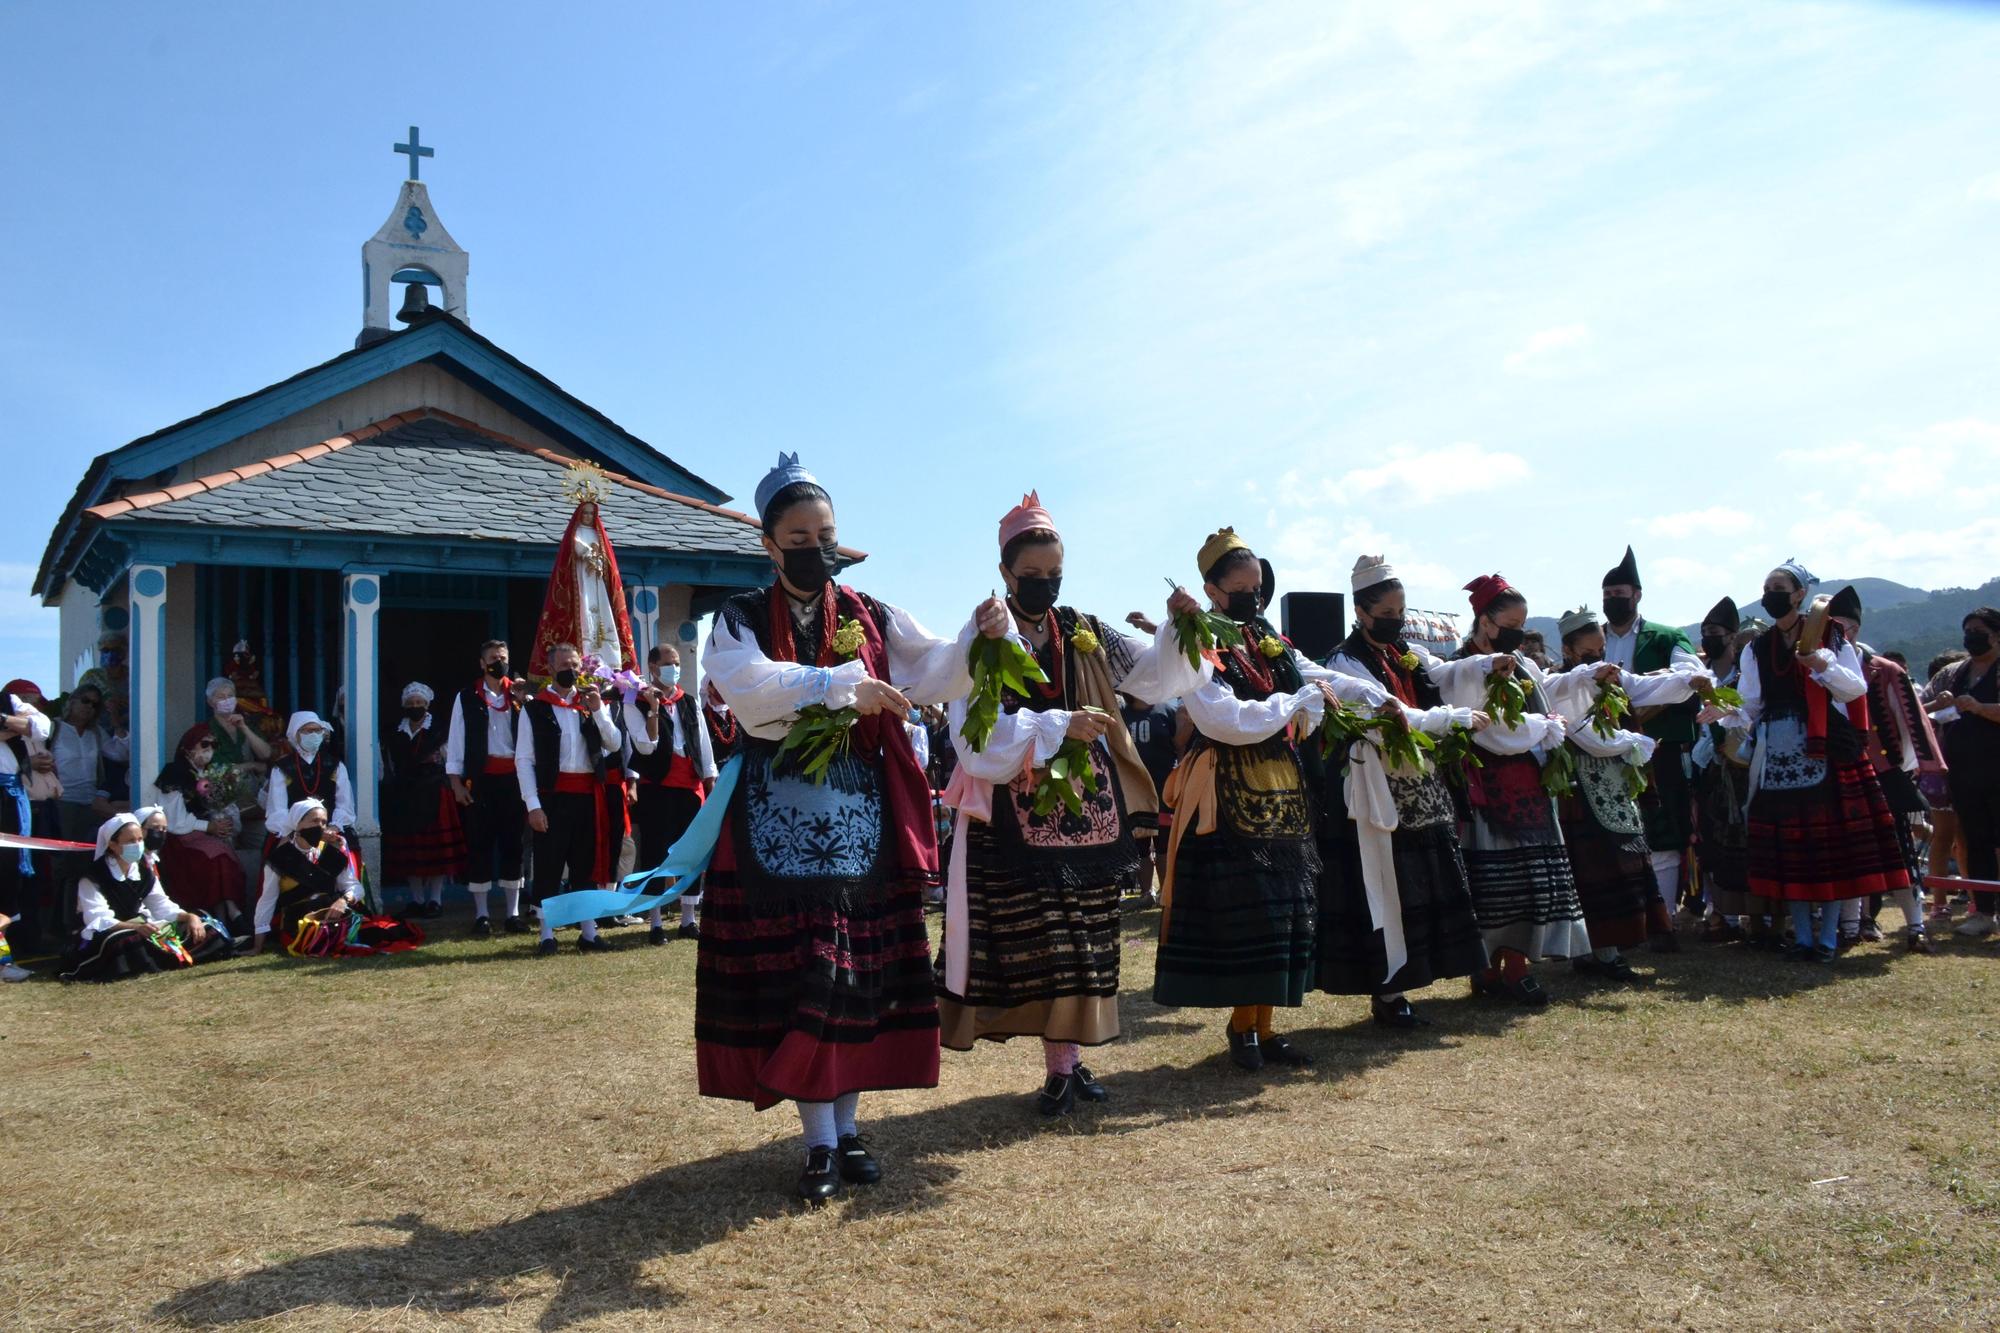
[335,856,363,902]
[703,612,869,733]
[881,603,979,706]
[1733,651,1764,728]
[624,700,659,756]
[1620,668,1704,709]
[1418,650,1499,694]
[1103,621,1205,707]
[77,875,119,939]
[261,770,286,831]
[159,790,203,836]
[1814,641,1868,704]
[515,712,542,813]
[693,701,718,779]
[947,700,1070,784]
[1292,649,1392,710]
[589,705,622,752]
[332,765,357,830]
[142,882,186,923]
[1182,676,1325,746]
[1537,661,1607,714]
[253,866,281,935]
[444,698,468,777]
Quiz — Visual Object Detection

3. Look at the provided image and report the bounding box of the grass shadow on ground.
[155,1051,1412,1329]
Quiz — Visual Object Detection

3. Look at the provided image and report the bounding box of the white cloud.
[1336,442,1531,504]
[1643,506,1752,539]
[1502,322,1594,377]
[1968,173,2000,202]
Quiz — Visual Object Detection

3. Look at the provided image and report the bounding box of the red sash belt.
[553,772,597,795]
[644,754,703,791]
[481,756,514,777]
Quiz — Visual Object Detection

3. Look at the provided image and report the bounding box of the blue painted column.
[628,584,660,668]
[343,572,384,884]
[126,564,170,806]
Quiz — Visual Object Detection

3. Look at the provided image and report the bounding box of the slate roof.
[86,409,775,557]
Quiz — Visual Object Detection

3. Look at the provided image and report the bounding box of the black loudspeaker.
[1281,591,1346,664]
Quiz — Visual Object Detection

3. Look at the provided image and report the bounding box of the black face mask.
[485,660,508,678]
[1761,589,1795,619]
[297,825,325,847]
[143,827,166,852]
[778,541,839,593]
[1224,591,1261,623]
[403,707,427,723]
[1577,652,1604,666]
[1364,614,1405,644]
[1491,626,1527,654]
[1967,629,1994,656]
[1009,575,1062,619]
[1602,595,1636,626]
[1701,633,1729,662]
[554,668,577,689]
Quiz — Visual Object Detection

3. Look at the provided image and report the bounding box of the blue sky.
[4,1,1999,683]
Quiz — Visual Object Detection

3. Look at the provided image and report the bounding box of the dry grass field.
[4,906,1997,1332]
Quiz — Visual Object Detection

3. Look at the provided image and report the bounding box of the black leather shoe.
[1811,945,1838,965]
[798,1146,841,1204]
[1226,1024,1263,1071]
[1506,976,1550,1007]
[1370,995,1430,1029]
[835,1133,881,1184]
[423,901,444,919]
[1262,1034,1313,1067]
[504,915,531,935]
[1573,955,1638,983]
[535,938,559,957]
[577,934,613,954]
[1072,1064,1108,1102]
[677,922,700,941]
[1037,1073,1076,1117]
[471,916,492,939]
[648,926,668,946]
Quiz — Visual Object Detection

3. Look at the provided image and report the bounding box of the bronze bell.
[395,282,432,323]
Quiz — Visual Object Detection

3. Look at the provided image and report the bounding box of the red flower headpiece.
[1463,573,1514,616]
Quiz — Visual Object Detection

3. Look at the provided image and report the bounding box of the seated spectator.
[62,813,230,982]
[205,674,274,773]
[48,681,129,931]
[152,726,251,930]
[261,712,357,855]
[251,799,421,957]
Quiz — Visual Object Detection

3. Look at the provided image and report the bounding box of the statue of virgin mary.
[530,465,636,679]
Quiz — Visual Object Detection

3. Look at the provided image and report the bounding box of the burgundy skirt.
[693,830,939,1110]
[384,788,468,880]
[159,832,248,912]
[1748,757,1911,902]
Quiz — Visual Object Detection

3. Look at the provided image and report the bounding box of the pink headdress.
[998,490,1060,551]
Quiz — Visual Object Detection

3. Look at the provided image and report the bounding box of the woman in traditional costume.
[382,682,467,917]
[150,725,250,929]
[249,799,423,957]
[1730,560,1911,962]
[1153,529,1385,1069]
[64,813,231,981]
[1689,598,1772,945]
[1550,606,1710,983]
[261,712,358,856]
[697,454,1007,1203]
[937,493,1201,1115]
[1318,555,1490,1028]
[1441,574,1600,1006]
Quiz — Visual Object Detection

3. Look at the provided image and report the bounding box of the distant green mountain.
[1524,576,1994,676]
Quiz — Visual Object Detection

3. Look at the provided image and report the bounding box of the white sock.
[538,912,555,942]
[798,1100,837,1152]
[1593,945,1621,963]
[579,918,599,942]
[468,884,491,918]
[1840,897,1862,932]
[1888,887,1925,934]
[647,906,663,928]
[680,896,698,927]
[833,1092,860,1139]
[503,882,523,917]
[1649,852,1681,911]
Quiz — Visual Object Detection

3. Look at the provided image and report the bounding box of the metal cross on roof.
[393,126,434,181]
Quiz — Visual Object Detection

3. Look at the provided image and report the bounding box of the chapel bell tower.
[357,126,469,347]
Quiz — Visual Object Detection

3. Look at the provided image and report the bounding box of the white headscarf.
[94,811,141,861]
[134,804,164,827]
[275,797,326,839]
[400,682,435,707]
[286,711,326,750]
[1351,554,1397,594]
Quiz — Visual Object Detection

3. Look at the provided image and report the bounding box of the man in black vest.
[445,639,528,938]
[514,642,622,956]
[623,644,717,945]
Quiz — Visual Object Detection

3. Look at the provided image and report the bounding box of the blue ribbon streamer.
[536,755,742,928]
